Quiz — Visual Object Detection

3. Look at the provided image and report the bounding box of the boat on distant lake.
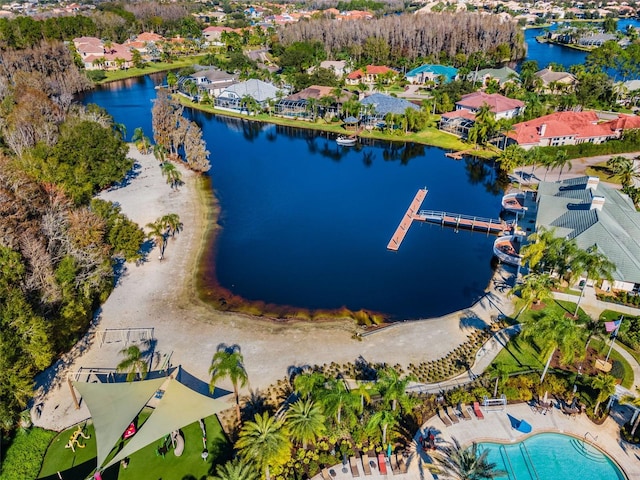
[336,135,357,146]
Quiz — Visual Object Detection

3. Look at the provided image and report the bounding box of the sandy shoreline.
[32,145,521,431]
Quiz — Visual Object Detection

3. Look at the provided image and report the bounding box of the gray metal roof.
[360,93,420,116]
[536,176,640,283]
[220,79,281,103]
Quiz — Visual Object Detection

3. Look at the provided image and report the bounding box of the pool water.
[479,433,626,480]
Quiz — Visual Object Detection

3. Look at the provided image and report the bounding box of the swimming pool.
[478,432,626,480]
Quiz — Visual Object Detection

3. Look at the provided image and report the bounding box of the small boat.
[336,135,357,146]
[493,234,524,267]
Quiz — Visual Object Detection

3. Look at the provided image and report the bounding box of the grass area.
[590,338,634,389]
[37,414,229,480]
[585,162,621,185]
[492,334,546,373]
[514,299,591,325]
[97,56,205,84]
[177,96,495,158]
[38,423,98,480]
[614,340,640,372]
[0,428,56,480]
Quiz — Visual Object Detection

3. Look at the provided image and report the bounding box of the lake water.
[82,76,505,320]
[79,20,639,319]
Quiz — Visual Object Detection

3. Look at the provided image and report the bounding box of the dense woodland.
[0,42,144,431]
[277,13,526,65]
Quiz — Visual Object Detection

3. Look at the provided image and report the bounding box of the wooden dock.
[387,188,428,251]
[415,210,512,234]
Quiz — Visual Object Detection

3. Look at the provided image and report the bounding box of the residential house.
[578,32,617,47]
[202,26,235,45]
[276,85,354,118]
[405,64,458,85]
[506,111,640,150]
[467,66,519,88]
[534,67,577,92]
[189,69,237,97]
[316,60,349,78]
[345,65,395,86]
[216,79,283,112]
[360,93,420,126]
[73,36,133,70]
[123,32,164,61]
[535,176,640,293]
[439,92,525,138]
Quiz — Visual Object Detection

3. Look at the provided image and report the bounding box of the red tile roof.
[136,32,164,42]
[347,65,394,80]
[441,109,476,120]
[506,111,627,145]
[457,92,524,113]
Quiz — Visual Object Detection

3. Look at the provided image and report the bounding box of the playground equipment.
[65,425,91,452]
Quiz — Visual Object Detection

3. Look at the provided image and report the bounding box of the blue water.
[81,77,504,320]
[523,18,640,73]
[479,433,626,480]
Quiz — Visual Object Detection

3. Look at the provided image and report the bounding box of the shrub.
[0,428,56,479]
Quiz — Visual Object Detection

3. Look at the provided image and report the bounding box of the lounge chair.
[321,467,332,480]
[390,453,400,474]
[438,407,453,426]
[398,455,409,474]
[350,456,360,477]
[377,453,388,475]
[360,453,372,476]
[446,405,460,424]
[460,403,473,421]
[473,401,485,420]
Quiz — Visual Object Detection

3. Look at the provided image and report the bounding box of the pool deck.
[420,402,640,479]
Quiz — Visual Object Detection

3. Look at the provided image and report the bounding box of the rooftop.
[457,92,525,113]
[360,93,420,116]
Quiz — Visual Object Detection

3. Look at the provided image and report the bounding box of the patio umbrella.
[542,391,548,404]
[387,443,392,458]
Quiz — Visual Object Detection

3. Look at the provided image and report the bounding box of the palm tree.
[510,272,557,311]
[116,345,148,382]
[236,412,292,480]
[488,362,513,397]
[432,438,506,480]
[351,381,372,411]
[166,71,178,91]
[153,143,167,164]
[292,371,326,401]
[132,127,149,153]
[607,156,640,188]
[366,409,398,445]
[211,457,260,480]
[377,367,415,412]
[146,220,166,259]
[571,246,615,316]
[620,388,640,436]
[318,377,360,425]
[522,310,586,383]
[284,399,326,449]
[498,144,526,177]
[160,162,182,189]
[209,345,249,424]
[592,374,617,416]
[553,149,572,181]
[161,213,183,238]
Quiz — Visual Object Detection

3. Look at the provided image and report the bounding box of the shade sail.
[104,378,230,469]
[73,378,165,468]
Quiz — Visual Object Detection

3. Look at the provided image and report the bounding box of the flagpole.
[605,316,623,363]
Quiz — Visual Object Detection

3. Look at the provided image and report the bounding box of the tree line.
[0,61,145,431]
[277,13,526,66]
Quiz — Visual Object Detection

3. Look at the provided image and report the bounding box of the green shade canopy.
[73,378,165,468]
[103,377,230,469]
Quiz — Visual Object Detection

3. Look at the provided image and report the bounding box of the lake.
[82,76,505,320]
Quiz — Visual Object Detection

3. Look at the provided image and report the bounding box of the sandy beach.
[36,145,630,431]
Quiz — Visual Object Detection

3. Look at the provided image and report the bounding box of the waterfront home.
[276,85,354,118]
[202,25,235,45]
[308,60,350,78]
[359,93,420,126]
[578,32,617,47]
[535,176,640,293]
[216,79,283,112]
[73,36,133,70]
[534,67,577,93]
[123,32,164,61]
[506,111,640,149]
[345,65,396,86]
[467,66,519,88]
[438,91,524,138]
[405,64,458,85]
[189,69,237,97]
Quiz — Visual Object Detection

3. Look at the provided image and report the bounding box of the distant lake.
[81,77,507,320]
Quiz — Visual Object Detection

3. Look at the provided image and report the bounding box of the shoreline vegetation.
[534,36,594,52]
[176,95,496,158]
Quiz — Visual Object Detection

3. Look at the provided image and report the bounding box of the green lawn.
[37,414,229,480]
[97,56,205,84]
[0,428,57,480]
[590,338,634,389]
[585,162,622,185]
[515,299,592,325]
[492,334,546,373]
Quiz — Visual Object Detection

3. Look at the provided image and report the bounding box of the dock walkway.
[387,188,428,251]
